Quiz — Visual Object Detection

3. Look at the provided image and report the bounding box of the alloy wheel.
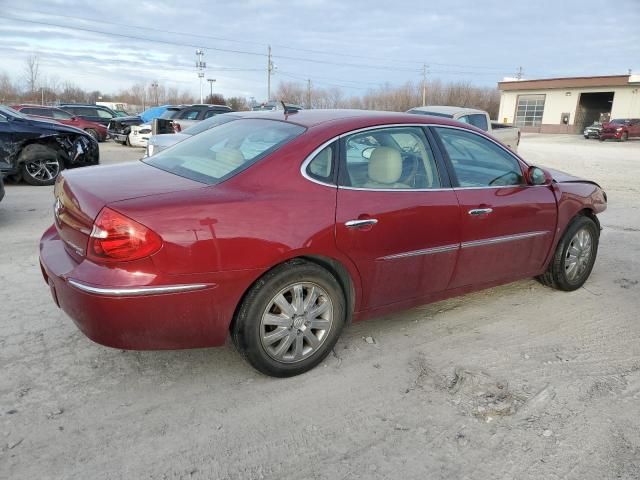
[24,158,60,182]
[564,227,593,283]
[260,282,333,363]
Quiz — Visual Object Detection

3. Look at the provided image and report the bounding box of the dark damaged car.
[0,105,99,186]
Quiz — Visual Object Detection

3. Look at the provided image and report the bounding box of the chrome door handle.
[345,219,378,228]
[468,208,493,216]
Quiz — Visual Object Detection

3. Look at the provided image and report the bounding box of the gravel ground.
[1,136,639,479]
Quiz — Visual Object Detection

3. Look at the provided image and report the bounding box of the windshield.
[0,105,26,119]
[407,109,453,118]
[144,119,305,184]
[182,114,240,136]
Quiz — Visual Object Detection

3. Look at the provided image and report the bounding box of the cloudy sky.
[0,0,638,100]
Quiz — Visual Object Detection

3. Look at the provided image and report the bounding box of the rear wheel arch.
[228,254,358,337]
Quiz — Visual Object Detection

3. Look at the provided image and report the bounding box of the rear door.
[432,126,556,288]
[335,126,461,310]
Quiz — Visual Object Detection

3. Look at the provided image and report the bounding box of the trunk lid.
[54,161,204,259]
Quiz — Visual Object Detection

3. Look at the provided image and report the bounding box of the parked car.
[0,105,99,185]
[583,121,603,139]
[599,118,640,141]
[96,102,130,116]
[153,104,233,134]
[146,113,241,156]
[58,104,123,126]
[109,105,173,145]
[407,106,521,151]
[11,104,108,142]
[39,110,606,376]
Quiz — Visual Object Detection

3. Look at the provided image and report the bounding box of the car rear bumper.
[39,224,258,350]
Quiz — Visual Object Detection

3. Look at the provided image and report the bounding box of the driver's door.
[432,126,557,288]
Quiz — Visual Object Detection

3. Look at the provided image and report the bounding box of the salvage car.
[583,121,602,139]
[11,104,108,142]
[146,113,241,156]
[599,118,640,142]
[407,106,520,151]
[39,110,606,376]
[0,105,99,185]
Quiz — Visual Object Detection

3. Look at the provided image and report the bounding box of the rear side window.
[180,109,201,120]
[145,119,305,184]
[434,127,523,187]
[96,109,113,119]
[160,109,181,119]
[458,114,488,131]
[306,144,335,183]
[52,109,73,120]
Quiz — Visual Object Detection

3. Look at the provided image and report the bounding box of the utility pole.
[267,45,274,101]
[195,49,206,103]
[207,78,216,103]
[422,64,429,106]
[516,66,523,80]
[306,79,312,109]
[41,87,44,106]
[151,81,159,106]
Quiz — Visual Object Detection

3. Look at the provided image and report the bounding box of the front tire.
[85,129,99,142]
[19,144,62,186]
[537,216,599,291]
[232,260,346,377]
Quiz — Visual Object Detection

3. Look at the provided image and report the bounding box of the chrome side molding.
[67,279,213,297]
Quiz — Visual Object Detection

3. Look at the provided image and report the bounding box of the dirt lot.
[1,136,639,479]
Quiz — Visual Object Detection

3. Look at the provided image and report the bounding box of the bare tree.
[24,55,40,94]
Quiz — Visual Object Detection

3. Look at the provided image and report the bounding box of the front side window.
[145,119,305,184]
[340,127,440,189]
[434,127,523,187]
[515,94,545,127]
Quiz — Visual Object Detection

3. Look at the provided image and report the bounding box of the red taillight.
[87,207,162,263]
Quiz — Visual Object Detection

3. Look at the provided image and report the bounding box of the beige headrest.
[368,147,402,184]
[216,148,245,168]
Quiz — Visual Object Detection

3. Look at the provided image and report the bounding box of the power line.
[0,12,518,75]
[7,7,516,72]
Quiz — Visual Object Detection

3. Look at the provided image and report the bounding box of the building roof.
[499,75,636,91]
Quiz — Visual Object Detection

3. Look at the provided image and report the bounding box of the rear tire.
[19,144,62,186]
[537,216,599,291]
[232,259,346,377]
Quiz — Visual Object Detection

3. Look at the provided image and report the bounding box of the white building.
[498,74,640,133]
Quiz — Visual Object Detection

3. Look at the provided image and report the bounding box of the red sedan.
[39,110,607,376]
[12,104,108,142]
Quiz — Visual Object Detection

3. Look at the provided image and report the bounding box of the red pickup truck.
[599,118,640,141]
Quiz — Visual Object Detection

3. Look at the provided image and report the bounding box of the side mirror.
[526,166,552,186]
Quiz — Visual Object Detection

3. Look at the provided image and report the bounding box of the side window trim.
[300,139,339,187]
[429,125,527,189]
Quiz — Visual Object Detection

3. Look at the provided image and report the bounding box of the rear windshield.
[144,119,305,184]
[407,109,453,118]
[182,114,239,136]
